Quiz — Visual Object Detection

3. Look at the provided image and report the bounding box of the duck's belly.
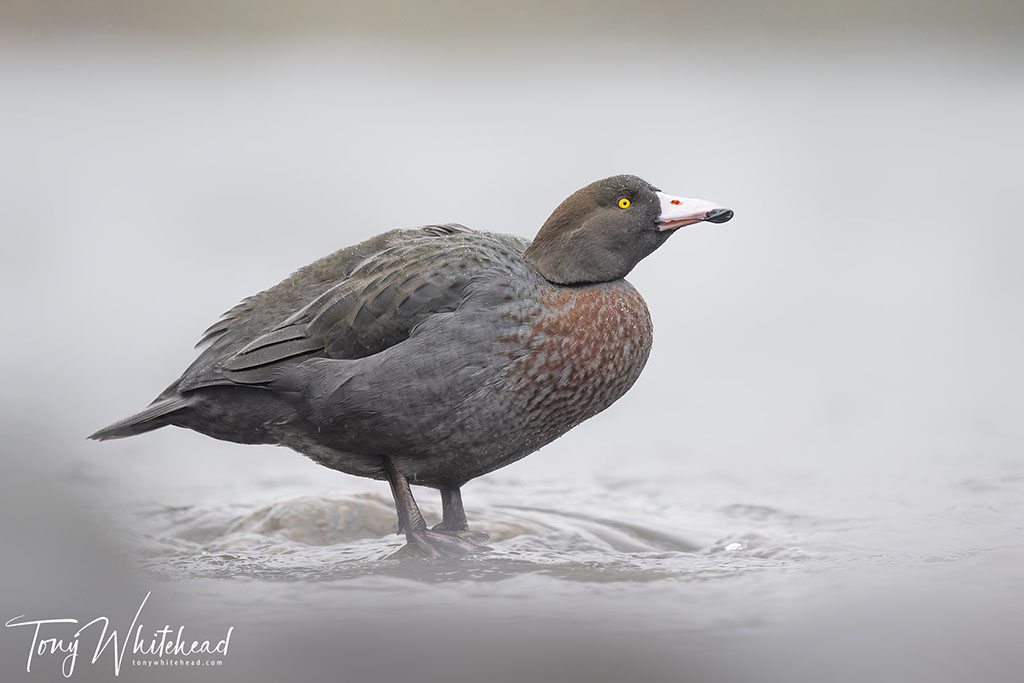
[277,280,654,488]
[396,280,655,485]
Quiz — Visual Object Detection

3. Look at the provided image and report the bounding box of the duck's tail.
[88,396,190,441]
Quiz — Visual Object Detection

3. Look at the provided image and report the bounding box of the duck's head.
[524,174,732,285]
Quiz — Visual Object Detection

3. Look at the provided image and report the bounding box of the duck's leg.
[431,487,490,543]
[383,459,489,558]
[436,487,468,531]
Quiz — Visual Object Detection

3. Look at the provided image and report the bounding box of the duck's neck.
[524,220,631,285]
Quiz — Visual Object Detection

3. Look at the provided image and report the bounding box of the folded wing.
[174,224,504,392]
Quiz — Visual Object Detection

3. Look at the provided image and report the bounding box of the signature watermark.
[5,592,234,678]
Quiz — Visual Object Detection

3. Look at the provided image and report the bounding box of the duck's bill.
[656,192,734,231]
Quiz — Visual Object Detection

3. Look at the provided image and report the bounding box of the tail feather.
[88,396,190,441]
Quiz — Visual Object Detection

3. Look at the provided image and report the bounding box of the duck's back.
[170,224,532,394]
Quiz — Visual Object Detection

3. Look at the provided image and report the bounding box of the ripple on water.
[127,490,833,586]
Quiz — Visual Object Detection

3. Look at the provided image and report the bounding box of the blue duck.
[90,175,733,557]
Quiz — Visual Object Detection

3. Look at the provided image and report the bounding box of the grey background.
[1,2,1022,682]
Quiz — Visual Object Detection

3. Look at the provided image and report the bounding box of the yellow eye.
[618,198,631,209]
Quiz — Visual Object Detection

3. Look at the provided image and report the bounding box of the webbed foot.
[391,528,491,559]
[430,521,490,545]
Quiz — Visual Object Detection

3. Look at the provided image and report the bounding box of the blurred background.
[1,2,1022,682]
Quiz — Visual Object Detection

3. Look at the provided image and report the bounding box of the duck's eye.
[618,198,631,209]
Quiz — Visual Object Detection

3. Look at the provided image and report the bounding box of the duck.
[90,174,733,557]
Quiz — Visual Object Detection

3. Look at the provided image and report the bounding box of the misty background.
[1,2,1022,682]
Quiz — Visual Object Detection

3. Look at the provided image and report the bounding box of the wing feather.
[173,224,521,393]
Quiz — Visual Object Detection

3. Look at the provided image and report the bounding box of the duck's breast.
[499,280,654,435]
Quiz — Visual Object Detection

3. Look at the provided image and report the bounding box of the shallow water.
[16,428,1016,683]
[2,26,1023,683]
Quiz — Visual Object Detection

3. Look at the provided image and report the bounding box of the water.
[1,25,1023,683]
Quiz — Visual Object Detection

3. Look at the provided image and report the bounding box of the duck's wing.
[175,225,527,391]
